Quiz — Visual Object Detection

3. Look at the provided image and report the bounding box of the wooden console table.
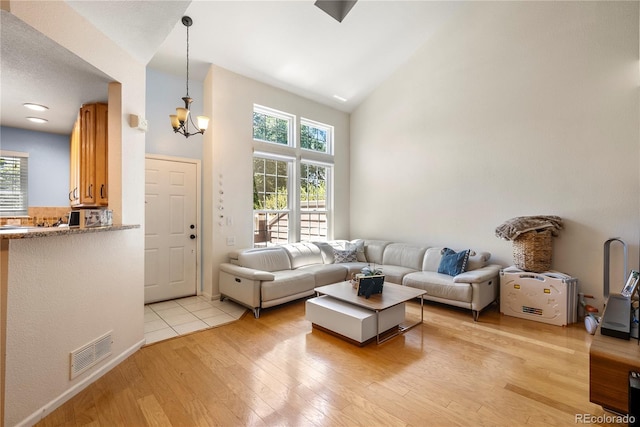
[589,323,640,414]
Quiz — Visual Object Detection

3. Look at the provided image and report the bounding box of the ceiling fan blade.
[314,0,358,23]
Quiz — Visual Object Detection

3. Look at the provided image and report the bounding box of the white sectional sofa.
[218,240,501,320]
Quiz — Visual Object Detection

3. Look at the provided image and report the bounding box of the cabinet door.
[69,117,80,206]
[80,104,96,205]
[70,103,108,208]
[95,103,108,206]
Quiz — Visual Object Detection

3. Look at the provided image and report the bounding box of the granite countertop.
[0,224,140,239]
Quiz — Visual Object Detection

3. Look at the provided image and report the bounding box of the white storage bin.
[500,266,577,326]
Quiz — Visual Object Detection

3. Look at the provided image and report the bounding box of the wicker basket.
[512,229,552,273]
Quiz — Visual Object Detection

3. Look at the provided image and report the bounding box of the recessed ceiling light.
[23,103,49,112]
[26,117,48,124]
[333,95,348,102]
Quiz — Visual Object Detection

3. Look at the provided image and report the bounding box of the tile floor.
[144,295,247,345]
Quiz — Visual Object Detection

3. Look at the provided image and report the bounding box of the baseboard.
[15,338,145,427]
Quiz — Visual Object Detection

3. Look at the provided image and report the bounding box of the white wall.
[350,1,639,310]
[3,1,146,425]
[5,231,143,426]
[201,64,351,298]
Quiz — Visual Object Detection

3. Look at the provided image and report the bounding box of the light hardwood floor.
[36,299,623,426]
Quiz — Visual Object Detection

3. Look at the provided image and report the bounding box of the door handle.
[190,234,196,239]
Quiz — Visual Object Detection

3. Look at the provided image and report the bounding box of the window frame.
[299,160,332,243]
[252,152,295,247]
[300,118,333,155]
[253,104,296,148]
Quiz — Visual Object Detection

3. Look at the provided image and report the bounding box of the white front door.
[144,157,198,304]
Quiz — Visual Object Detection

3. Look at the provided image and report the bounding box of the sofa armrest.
[219,263,275,281]
[453,264,501,284]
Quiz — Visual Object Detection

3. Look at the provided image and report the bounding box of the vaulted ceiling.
[1,1,462,135]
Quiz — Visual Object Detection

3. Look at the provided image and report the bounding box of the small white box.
[500,266,578,326]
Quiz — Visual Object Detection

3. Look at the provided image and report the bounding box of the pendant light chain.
[185,22,190,98]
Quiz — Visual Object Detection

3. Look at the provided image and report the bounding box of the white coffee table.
[307,281,426,344]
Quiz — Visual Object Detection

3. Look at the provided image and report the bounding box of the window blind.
[0,151,29,216]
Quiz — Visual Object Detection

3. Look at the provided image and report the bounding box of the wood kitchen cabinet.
[69,103,108,207]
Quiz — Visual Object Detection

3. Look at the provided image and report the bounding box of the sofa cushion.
[335,262,370,277]
[282,242,324,269]
[467,251,491,271]
[438,248,470,276]
[349,239,366,262]
[313,241,337,264]
[403,271,472,303]
[378,265,418,285]
[382,243,427,270]
[364,240,392,265]
[422,247,444,272]
[297,263,349,286]
[238,247,291,272]
[261,270,315,302]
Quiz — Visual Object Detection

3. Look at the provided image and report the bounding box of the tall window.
[300,162,329,241]
[253,156,291,247]
[0,151,29,216]
[252,105,333,246]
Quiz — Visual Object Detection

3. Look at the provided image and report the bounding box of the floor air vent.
[70,331,113,379]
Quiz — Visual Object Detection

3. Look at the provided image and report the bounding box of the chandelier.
[169,16,209,138]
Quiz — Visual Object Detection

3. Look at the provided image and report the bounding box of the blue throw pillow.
[438,248,470,276]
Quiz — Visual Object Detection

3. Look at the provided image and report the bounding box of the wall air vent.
[69,331,113,379]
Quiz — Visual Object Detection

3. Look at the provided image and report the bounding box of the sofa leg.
[253,308,260,318]
[220,294,226,302]
[472,310,479,322]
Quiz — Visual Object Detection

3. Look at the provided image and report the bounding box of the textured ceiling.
[0,2,188,135]
[0,10,112,135]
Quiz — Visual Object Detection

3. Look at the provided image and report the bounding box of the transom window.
[253,105,294,146]
[252,105,334,246]
[0,151,29,216]
[301,119,332,154]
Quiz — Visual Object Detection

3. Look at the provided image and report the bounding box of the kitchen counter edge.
[0,224,140,239]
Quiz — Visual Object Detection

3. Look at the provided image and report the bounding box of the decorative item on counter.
[83,209,113,227]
